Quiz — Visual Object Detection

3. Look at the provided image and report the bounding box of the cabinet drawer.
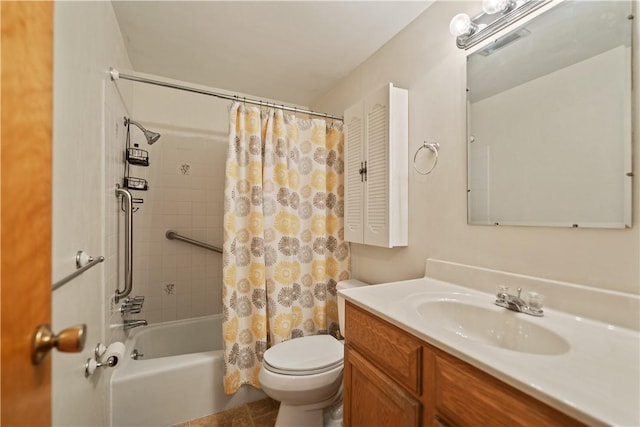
[434,354,585,427]
[345,302,422,395]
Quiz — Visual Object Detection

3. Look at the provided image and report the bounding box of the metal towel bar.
[165,230,222,254]
[52,251,105,291]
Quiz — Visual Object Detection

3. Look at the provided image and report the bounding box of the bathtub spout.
[123,319,148,330]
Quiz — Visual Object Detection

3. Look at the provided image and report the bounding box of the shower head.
[126,118,161,145]
[144,129,161,145]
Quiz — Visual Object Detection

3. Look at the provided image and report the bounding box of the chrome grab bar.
[115,185,134,303]
[165,230,222,254]
[51,251,105,291]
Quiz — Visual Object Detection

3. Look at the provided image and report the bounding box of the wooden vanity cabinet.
[345,348,421,427]
[344,302,423,427]
[343,302,585,427]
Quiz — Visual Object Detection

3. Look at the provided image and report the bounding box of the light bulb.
[483,0,515,14]
[449,13,476,37]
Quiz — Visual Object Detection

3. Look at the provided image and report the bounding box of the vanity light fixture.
[482,0,516,15]
[449,0,551,49]
[449,13,478,37]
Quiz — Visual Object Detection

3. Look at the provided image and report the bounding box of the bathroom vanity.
[340,260,640,427]
[344,302,582,426]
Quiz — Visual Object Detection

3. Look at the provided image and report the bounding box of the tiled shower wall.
[129,131,228,324]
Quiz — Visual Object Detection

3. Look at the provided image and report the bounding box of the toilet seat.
[263,335,344,376]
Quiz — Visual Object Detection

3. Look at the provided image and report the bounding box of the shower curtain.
[222,103,350,393]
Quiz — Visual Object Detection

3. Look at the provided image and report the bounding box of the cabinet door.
[434,354,585,427]
[344,102,364,244]
[344,346,421,427]
[363,84,391,247]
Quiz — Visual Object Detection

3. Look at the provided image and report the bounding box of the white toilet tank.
[336,279,369,336]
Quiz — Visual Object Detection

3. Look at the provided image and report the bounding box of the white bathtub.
[111,315,265,427]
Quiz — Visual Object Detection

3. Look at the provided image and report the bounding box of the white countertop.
[339,277,640,426]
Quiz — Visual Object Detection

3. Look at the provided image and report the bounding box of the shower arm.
[124,117,160,145]
[115,185,134,303]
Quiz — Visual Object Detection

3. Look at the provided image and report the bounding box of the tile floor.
[173,397,279,427]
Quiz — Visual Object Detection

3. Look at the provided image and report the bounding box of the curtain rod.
[109,68,343,121]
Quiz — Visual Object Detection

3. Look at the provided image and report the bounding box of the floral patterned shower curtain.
[222,103,350,393]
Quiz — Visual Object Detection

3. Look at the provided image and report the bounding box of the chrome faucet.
[123,319,148,330]
[495,287,544,317]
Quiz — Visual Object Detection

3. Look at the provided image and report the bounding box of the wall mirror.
[467,0,632,228]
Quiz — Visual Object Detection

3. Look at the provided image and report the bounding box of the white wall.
[312,0,639,294]
[52,2,132,425]
[131,78,232,137]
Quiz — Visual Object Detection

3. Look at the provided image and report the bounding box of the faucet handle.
[495,285,509,302]
[496,285,509,295]
[119,303,143,314]
[123,301,143,308]
[527,291,544,310]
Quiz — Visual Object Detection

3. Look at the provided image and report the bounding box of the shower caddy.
[123,116,150,193]
[114,116,155,306]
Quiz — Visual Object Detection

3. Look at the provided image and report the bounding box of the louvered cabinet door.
[343,83,408,248]
[344,103,365,244]
[364,85,391,247]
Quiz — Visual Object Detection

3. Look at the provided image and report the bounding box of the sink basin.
[416,298,570,355]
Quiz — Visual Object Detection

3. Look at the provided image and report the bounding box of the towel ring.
[413,142,440,175]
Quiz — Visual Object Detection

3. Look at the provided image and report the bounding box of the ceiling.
[111,1,432,107]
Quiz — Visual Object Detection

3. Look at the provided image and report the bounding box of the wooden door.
[1,2,54,426]
[344,346,421,427]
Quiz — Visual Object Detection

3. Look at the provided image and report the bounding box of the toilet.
[258,279,368,427]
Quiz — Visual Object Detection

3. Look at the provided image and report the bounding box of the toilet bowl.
[258,279,368,427]
[258,335,344,427]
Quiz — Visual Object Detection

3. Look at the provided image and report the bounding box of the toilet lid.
[263,335,344,375]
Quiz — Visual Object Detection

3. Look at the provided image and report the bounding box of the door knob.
[31,323,87,365]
